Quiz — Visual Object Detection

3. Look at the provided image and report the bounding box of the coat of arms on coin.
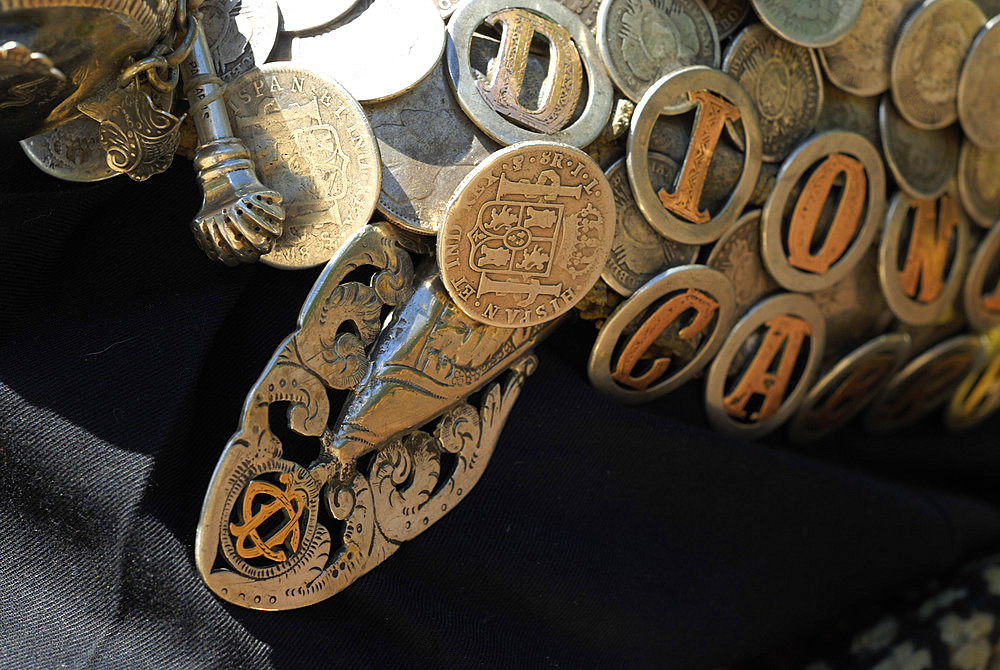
[438,141,615,327]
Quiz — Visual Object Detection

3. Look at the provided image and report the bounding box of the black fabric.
[3,142,1000,670]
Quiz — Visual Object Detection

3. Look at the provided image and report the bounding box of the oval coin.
[602,154,699,296]
[437,141,615,327]
[890,0,986,130]
[704,292,827,439]
[589,264,736,403]
[879,95,960,199]
[723,22,823,162]
[225,66,381,269]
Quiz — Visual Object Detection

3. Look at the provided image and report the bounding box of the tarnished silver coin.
[602,154,698,296]
[20,116,118,182]
[879,190,972,325]
[627,66,762,245]
[818,0,914,97]
[704,292,827,439]
[366,61,499,235]
[596,0,720,104]
[865,333,983,432]
[278,0,357,34]
[811,245,892,360]
[891,0,986,130]
[751,0,865,47]
[704,0,752,39]
[722,22,823,162]
[291,0,445,103]
[964,222,1000,332]
[879,95,960,199]
[558,0,602,29]
[225,66,381,269]
[447,0,614,147]
[201,0,279,83]
[815,80,881,148]
[437,141,615,327]
[589,265,737,403]
[957,139,1000,228]
[706,209,781,317]
[789,333,911,443]
[761,131,886,292]
[958,15,1000,151]
[946,328,1000,431]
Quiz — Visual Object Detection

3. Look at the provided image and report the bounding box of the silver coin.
[291,0,445,103]
[815,79,881,148]
[557,0,603,29]
[201,0,279,83]
[879,95,960,199]
[751,0,865,47]
[890,0,986,130]
[278,0,358,34]
[589,264,737,403]
[963,222,1000,332]
[789,333,911,443]
[818,0,914,97]
[865,333,983,433]
[706,209,781,317]
[366,60,499,235]
[602,154,699,296]
[723,22,823,162]
[596,0,720,103]
[878,190,972,325]
[958,15,1000,151]
[704,292,827,439]
[957,138,1000,228]
[20,115,118,182]
[704,0,752,39]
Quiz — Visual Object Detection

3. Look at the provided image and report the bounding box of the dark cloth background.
[2,143,1000,670]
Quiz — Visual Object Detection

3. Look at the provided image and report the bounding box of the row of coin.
[17,0,1000,439]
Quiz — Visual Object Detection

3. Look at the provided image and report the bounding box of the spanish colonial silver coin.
[588,264,737,403]
[596,0,720,103]
[751,0,865,47]
[291,0,445,103]
[879,95,960,199]
[722,22,823,162]
[602,154,699,296]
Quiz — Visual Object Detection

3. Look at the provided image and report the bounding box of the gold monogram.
[229,473,307,563]
[476,8,584,133]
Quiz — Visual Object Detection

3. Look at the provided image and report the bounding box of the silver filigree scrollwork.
[196,221,547,609]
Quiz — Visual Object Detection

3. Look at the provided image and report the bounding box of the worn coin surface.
[751,0,865,47]
[291,0,445,103]
[963,222,1000,332]
[879,190,972,325]
[20,116,118,182]
[438,141,615,326]
[447,0,614,147]
[891,0,986,130]
[589,265,737,403]
[705,292,827,439]
[201,0,279,83]
[818,0,913,97]
[558,0,602,29]
[706,209,781,317]
[703,0,751,39]
[602,154,698,296]
[723,22,822,162]
[815,80,881,148]
[879,96,960,200]
[277,0,357,34]
[627,66,762,245]
[761,131,886,292]
[789,333,911,443]
[596,0,720,103]
[958,139,1000,228]
[225,66,381,269]
[366,61,499,235]
[865,333,983,432]
[958,15,1000,151]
